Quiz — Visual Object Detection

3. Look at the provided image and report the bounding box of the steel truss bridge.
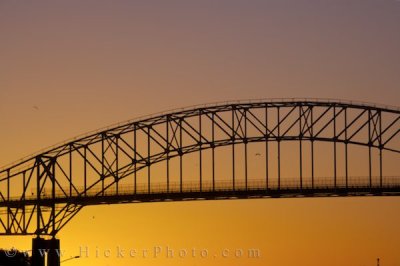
[1,99,400,265]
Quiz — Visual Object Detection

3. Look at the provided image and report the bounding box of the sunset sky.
[1,1,400,265]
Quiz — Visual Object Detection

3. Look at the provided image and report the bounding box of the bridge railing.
[8,176,400,202]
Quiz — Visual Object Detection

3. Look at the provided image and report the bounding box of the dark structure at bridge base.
[32,238,60,266]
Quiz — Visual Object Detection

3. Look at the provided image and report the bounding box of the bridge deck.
[3,179,400,208]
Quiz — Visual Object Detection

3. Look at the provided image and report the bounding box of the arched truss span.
[0,100,400,236]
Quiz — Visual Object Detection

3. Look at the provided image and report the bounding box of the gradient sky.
[1,1,400,265]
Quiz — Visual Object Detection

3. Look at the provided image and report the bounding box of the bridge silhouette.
[1,99,400,266]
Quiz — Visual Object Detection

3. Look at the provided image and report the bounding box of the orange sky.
[1,1,400,265]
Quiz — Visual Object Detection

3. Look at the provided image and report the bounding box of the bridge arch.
[0,99,400,236]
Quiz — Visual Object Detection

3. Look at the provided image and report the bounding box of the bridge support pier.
[32,237,60,266]
[32,238,45,266]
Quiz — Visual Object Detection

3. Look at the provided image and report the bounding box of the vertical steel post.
[166,116,170,193]
[265,105,269,190]
[23,171,26,231]
[84,146,87,196]
[180,118,183,193]
[148,126,151,193]
[232,106,236,191]
[52,158,56,235]
[199,110,203,192]
[101,134,105,196]
[299,105,303,190]
[36,158,41,237]
[368,110,372,188]
[134,124,137,194]
[311,106,314,189]
[334,106,337,189]
[345,108,348,189]
[116,135,119,195]
[277,107,281,190]
[244,108,248,190]
[7,169,10,233]
[69,145,72,197]
[212,112,215,191]
[379,111,383,188]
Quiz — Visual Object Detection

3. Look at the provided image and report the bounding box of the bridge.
[1,99,400,266]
